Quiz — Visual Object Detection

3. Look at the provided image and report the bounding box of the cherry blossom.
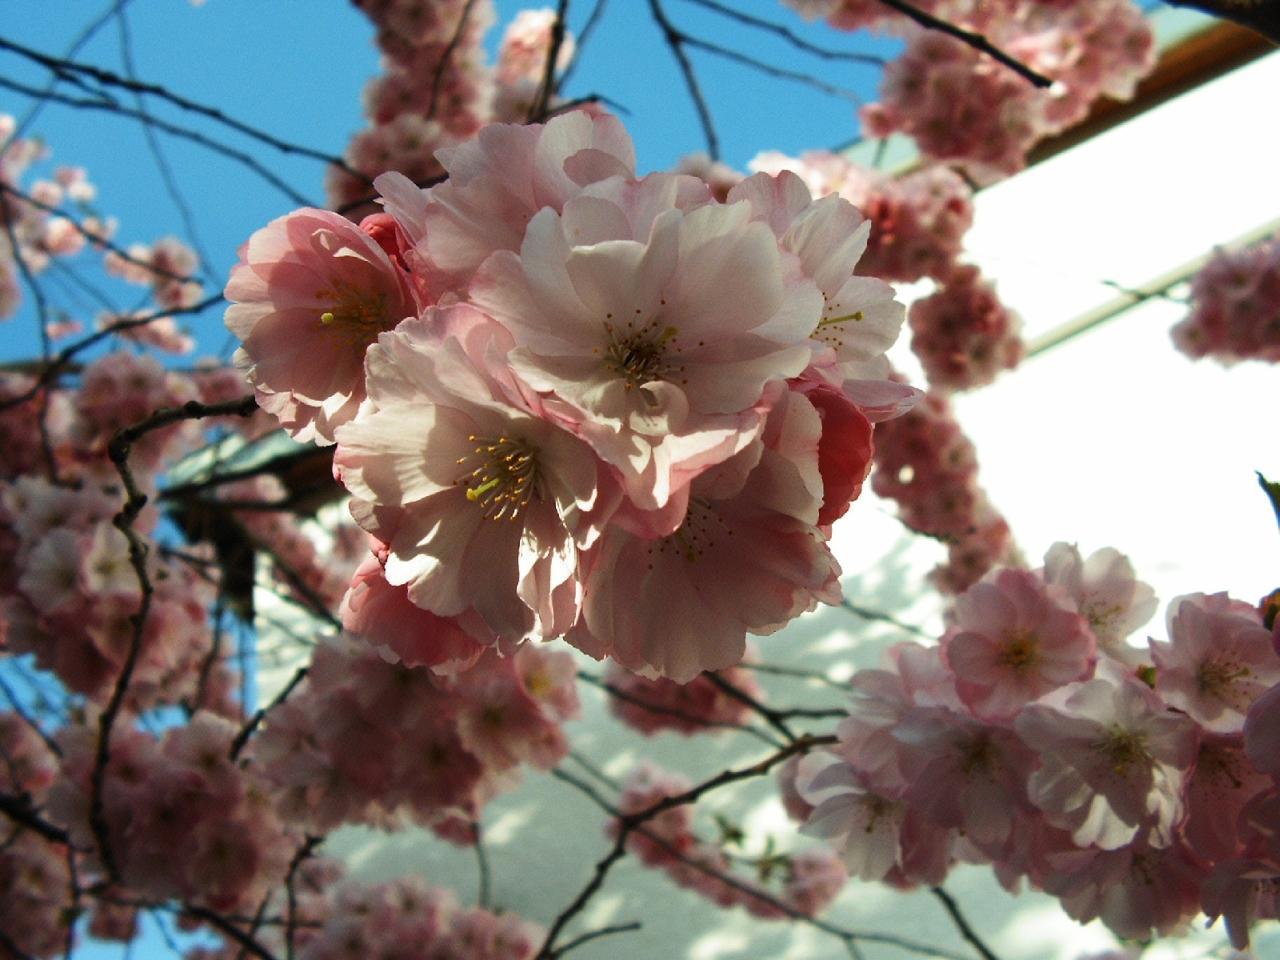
[225,206,422,444]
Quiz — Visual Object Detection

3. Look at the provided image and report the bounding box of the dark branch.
[0,34,372,184]
[840,598,931,639]
[0,293,225,414]
[230,665,310,761]
[428,0,480,120]
[646,0,720,158]
[578,670,783,747]
[0,791,71,845]
[930,887,1002,960]
[683,0,886,66]
[90,396,260,877]
[555,922,642,957]
[874,0,1052,87]
[679,32,865,102]
[0,74,314,206]
[529,0,572,122]
[0,182,197,283]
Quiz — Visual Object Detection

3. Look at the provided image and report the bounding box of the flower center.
[998,630,1037,670]
[602,314,682,388]
[455,434,539,521]
[813,293,864,351]
[1095,727,1149,776]
[1197,658,1252,704]
[316,283,392,347]
[651,498,728,564]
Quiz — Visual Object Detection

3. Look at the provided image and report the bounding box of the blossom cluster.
[798,541,1280,947]
[0,712,69,959]
[50,713,295,912]
[251,633,578,835]
[1172,234,1280,364]
[332,1,576,213]
[908,264,1023,391]
[1,112,205,329]
[1,115,107,301]
[227,112,912,682]
[292,875,543,960]
[869,388,1015,592]
[613,762,848,919]
[790,0,1155,179]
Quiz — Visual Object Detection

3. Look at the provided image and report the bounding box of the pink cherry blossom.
[224,206,421,445]
[1041,541,1157,659]
[334,307,611,642]
[568,388,840,681]
[1151,592,1280,733]
[943,567,1095,720]
[470,179,823,512]
[1015,670,1199,850]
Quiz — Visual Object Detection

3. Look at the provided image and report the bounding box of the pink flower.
[224,206,421,444]
[728,170,906,379]
[396,112,636,297]
[334,307,611,642]
[1041,542,1157,659]
[1151,592,1280,733]
[892,706,1037,854]
[340,550,488,671]
[1042,841,1204,941]
[470,176,823,512]
[1015,670,1199,850]
[943,567,1095,720]
[567,388,840,681]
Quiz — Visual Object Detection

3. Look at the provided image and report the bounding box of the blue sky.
[0,0,886,318]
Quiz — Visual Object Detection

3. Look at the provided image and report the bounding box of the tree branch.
[930,886,1002,960]
[90,396,260,877]
[874,0,1052,87]
[646,0,720,158]
[0,34,372,185]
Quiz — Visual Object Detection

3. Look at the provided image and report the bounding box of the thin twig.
[557,0,608,88]
[115,5,218,281]
[472,820,492,909]
[646,0,719,159]
[0,182,196,283]
[1,0,129,151]
[554,922,642,957]
[840,598,930,639]
[930,886,1002,960]
[284,836,322,960]
[0,674,62,756]
[89,395,259,878]
[0,791,72,845]
[683,0,885,65]
[536,736,831,957]
[1,211,60,482]
[0,293,225,413]
[529,0,572,122]
[578,670,783,747]
[549,766,970,960]
[182,905,280,960]
[428,0,479,120]
[873,0,1051,88]
[0,34,371,184]
[0,75,314,207]
[229,665,310,761]
[702,673,796,742]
